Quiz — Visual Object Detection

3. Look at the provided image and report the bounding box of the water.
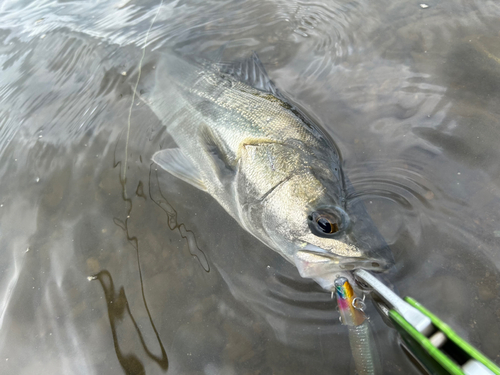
[0,0,499,374]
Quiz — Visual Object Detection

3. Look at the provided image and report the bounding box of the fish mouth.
[293,243,394,280]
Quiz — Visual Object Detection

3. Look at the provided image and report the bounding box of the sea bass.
[138,52,393,288]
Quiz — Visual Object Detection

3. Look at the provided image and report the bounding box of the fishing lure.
[335,277,380,375]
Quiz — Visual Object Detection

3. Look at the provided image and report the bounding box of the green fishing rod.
[353,269,500,375]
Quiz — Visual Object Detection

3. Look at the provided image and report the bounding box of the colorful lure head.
[335,277,366,326]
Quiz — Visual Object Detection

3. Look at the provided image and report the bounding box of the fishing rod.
[333,271,500,375]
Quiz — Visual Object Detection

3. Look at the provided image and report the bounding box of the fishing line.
[123,0,164,185]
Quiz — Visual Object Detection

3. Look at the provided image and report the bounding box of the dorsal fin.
[217,52,280,95]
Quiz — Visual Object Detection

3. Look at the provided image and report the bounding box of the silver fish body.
[139,52,393,286]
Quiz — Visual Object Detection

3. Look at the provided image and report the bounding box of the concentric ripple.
[346,159,444,211]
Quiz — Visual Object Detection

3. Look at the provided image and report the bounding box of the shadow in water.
[92,270,169,375]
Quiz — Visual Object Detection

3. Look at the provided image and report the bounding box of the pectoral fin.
[152,148,206,191]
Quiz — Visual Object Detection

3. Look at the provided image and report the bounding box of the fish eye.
[317,216,338,233]
[308,210,341,237]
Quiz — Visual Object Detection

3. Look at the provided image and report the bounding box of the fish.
[137,51,393,289]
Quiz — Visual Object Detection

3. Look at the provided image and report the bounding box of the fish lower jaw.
[293,246,389,282]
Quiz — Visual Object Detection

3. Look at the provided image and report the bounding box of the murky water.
[0,0,499,374]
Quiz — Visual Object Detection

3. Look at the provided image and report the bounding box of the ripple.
[0,0,373,80]
[217,260,347,350]
[274,0,371,71]
[346,159,445,211]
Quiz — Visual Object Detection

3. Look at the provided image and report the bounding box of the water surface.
[0,0,500,374]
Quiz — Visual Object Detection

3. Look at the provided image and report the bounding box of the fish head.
[257,172,394,280]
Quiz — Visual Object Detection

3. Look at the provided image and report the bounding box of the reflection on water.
[0,0,499,374]
[148,164,210,272]
[92,270,169,374]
